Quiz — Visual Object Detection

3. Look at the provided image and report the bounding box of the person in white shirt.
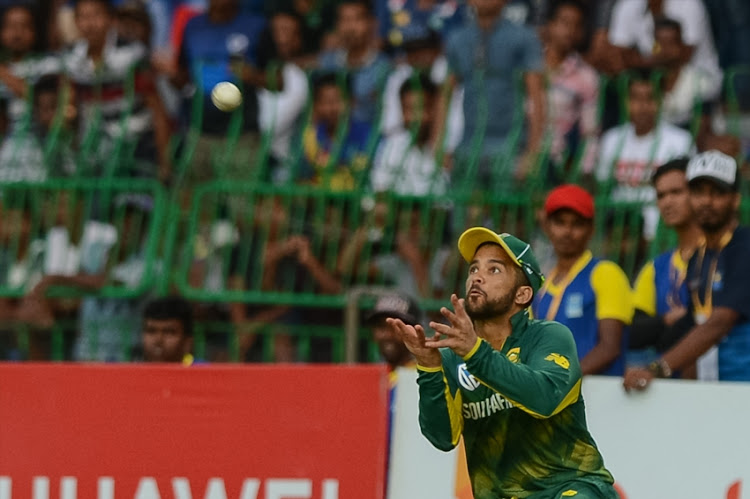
[380,28,463,154]
[256,10,309,183]
[653,17,721,131]
[608,0,722,86]
[371,73,448,196]
[596,70,694,239]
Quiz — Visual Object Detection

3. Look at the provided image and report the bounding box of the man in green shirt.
[388,227,617,498]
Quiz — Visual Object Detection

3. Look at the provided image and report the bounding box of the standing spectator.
[624,150,750,388]
[299,71,372,191]
[630,158,702,366]
[63,0,171,179]
[371,74,449,196]
[256,10,309,182]
[175,0,271,183]
[596,70,694,239]
[533,184,633,376]
[445,0,546,189]
[318,0,391,127]
[608,0,722,87]
[543,0,600,180]
[653,18,721,133]
[0,4,61,134]
[140,295,195,364]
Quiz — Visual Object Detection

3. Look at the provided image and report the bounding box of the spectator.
[653,18,721,133]
[318,0,391,126]
[0,75,76,183]
[263,0,339,58]
[380,27,463,152]
[445,0,545,190]
[174,0,271,184]
[596,70,694,239]
[140,295,195,364]
[630,158,702,367]
[584,0,625,76]
[63,0,171,179]
[0,4,61,134]
[256,10,309,182]
[371,74,449,196]
[624,150,750,388]
[608,0,722,87]
[532,184,633,375]
[299,71,372,191]
[542,0,600,180]
[375,0,466,52]
[365,292,421,369]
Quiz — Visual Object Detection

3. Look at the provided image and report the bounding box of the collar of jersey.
[544,250,593,295]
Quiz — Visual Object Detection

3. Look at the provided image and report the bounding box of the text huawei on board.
[0,477,341,499]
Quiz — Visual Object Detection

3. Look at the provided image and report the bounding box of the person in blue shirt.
[625,150,750,388]
[532,184,634,376]
[630,158,702,363]
[375,0,466,52]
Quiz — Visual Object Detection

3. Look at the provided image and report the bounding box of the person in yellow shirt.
[532,184,634,375]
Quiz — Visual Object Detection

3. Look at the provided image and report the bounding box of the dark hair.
[398,72,438,101]
[311,71,350,100]
[338,0,373,16]
[143,296,193,337]
[627,68,664,95]
[654,16,683,39]
[652,156,688,186]
[548,0,586,21]
[74,0,114,15]
[32,74,61,101]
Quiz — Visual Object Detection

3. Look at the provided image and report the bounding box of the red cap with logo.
[544,184,594,219]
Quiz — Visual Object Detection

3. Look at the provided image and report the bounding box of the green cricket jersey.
[417,310,616,499]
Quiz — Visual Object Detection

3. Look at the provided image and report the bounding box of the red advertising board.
[0,364,389,498]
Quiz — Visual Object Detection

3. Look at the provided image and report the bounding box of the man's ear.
[515,286,534,307]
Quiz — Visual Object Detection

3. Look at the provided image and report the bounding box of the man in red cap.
[532,184,634,375]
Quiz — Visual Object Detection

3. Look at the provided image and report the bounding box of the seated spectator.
[366,292,421,370]
[256,9,309,182]
[630,158,701,370]
[596,70,694,239]
[63,0,171,179]
[532,184,633,376]
[298,71,373,191]
[380,27,463,152]
[0,75,76,183]
[140,295,195,364]
[0,4,61,135]
[608,0,722,88]
[173,0,271,184]
[371,74,449,196]
[318,0,391,126]
[445,0,545,190]
[653,18,721,132]
[376,0,466,52]
[543,0,600,181]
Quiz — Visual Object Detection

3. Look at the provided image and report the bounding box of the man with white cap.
[625,150,750,389]
[389,228,617,498]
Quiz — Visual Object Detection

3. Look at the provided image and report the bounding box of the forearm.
[524,74,546,154]
[662,313,735,371]
[579,342,620,375]
[417,368,462,451]
[303,259,341,294]
[0,68,28,98]
[465,341,576,418]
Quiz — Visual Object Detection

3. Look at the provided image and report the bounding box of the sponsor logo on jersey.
[506,347,521,363]
[462,392,513,420]
[457,363,480,391]
[545,353,570,369]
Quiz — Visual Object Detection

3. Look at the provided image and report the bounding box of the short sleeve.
[632,260,657,316]
[714,243,750,319]
[591,260,634,323]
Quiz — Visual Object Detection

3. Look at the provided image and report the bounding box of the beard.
[465,288,517,321]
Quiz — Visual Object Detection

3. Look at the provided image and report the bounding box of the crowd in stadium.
[0,0,748,371]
